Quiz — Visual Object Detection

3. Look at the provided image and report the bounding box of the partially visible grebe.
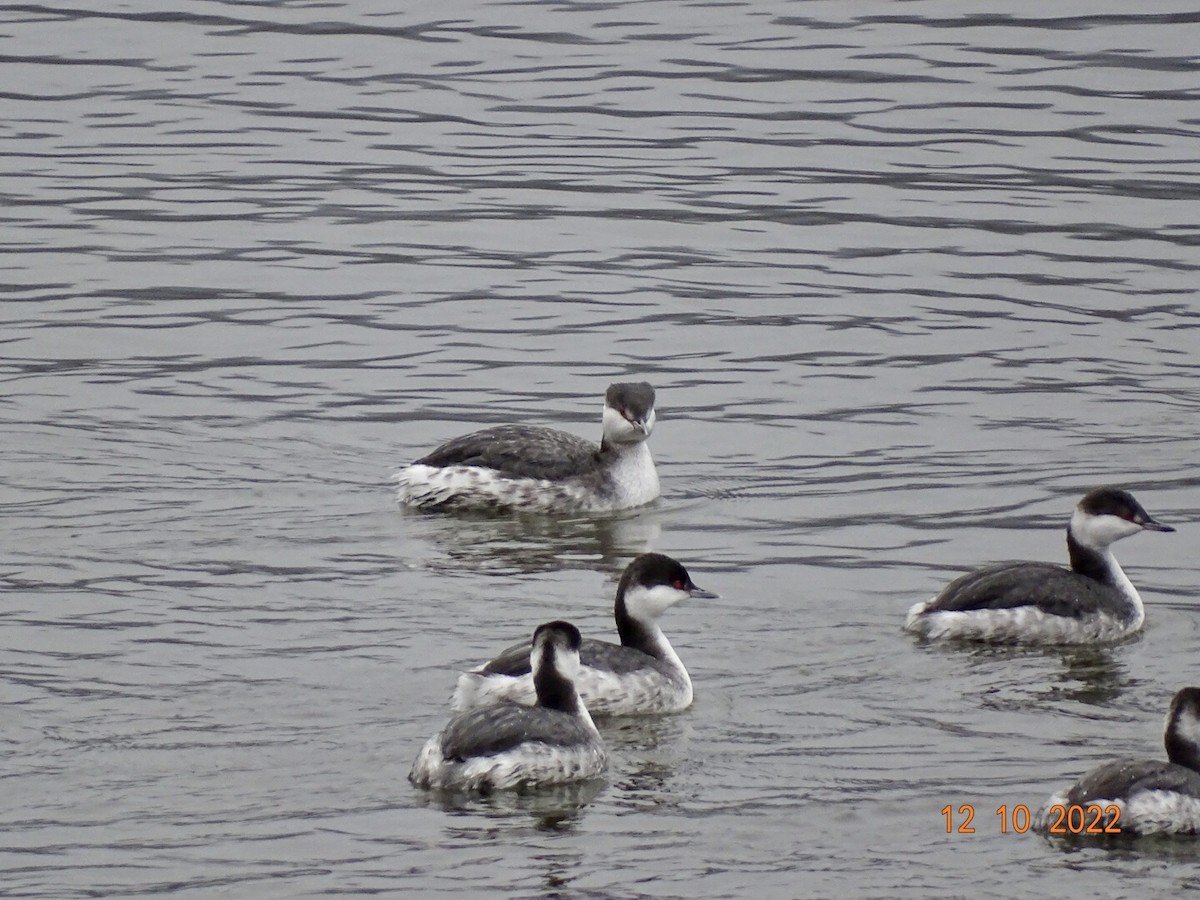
[1033,688,1200,836]
[453,553,716,716]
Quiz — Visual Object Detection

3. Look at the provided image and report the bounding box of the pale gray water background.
[3,1,1200,896]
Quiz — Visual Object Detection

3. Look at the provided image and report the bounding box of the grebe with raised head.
[453,553,717,716]
[409,620,607,792]
[905,487,1173,644]
[1033,687,1200,836]
[395,382,659,513]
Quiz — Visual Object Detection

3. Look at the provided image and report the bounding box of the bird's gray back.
[416,425,601,481]
[929,562,1128,619]
[580,640,671,676]
[1067,758,1200,804]
[439,703,595,760]
[481,638,667,678]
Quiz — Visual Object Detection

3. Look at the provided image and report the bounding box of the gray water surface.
[4,2,1200,897]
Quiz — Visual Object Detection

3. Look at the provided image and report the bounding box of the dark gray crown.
[1077,487,1172,532]
[533,620,582,653]
[605,382,655,419]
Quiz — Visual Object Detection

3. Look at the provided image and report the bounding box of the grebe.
[1033,687,1200,836]
[453,553,716,716]
[905,487,1172,644]
[409,621,607,792]
[395,382,659,513]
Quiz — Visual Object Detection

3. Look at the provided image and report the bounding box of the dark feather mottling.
[439,703,598,761]
[414,424,603,482]
[479,638,535,677]
[1066,759,1200,805]
[924,562,1135,621]
[480,639,673,678]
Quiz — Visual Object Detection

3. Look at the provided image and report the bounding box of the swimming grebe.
[395,382,659,513]
[409,621,607,792]
[1033,687,1200,836]
[905,487,1173,644]
[452,553,716,716]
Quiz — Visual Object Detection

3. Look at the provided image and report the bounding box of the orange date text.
[941,803,1121,835]
[941,804,1031,834]
[1044,803,1122,835]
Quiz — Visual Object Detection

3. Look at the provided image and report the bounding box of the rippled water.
[4,1,1200,896]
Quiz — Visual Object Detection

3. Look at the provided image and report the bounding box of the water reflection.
[947,642,1136,707]
[531,847,588,900]
[6,1,1200,896]
[1042,830,1200,858]
[602,714,693,809]
[419,777,606,827]
[403,506,663,574]
[1043,646,1137,707]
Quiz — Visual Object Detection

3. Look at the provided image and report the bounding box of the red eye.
[672,579,685,590]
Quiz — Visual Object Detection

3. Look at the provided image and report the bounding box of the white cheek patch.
[601,404,651,445]
[530,643,545,677]
[559,648,582,683]
[624,584,687,621]
[601,405,629,441]
[1071,509,1143,550]
[1172,705,1200,749]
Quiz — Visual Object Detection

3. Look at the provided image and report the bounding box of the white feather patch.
[904,598,1138,644]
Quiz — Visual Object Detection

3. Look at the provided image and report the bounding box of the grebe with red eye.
[453,553,718,716]
[394,382,660,513]
[905,487,1174,644]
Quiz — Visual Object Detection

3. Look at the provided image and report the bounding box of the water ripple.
[4,2,1200,897]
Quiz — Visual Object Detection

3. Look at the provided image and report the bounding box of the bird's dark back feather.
[416,425,602,481]
[927,562,1130,619]
[439,703,595,760]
